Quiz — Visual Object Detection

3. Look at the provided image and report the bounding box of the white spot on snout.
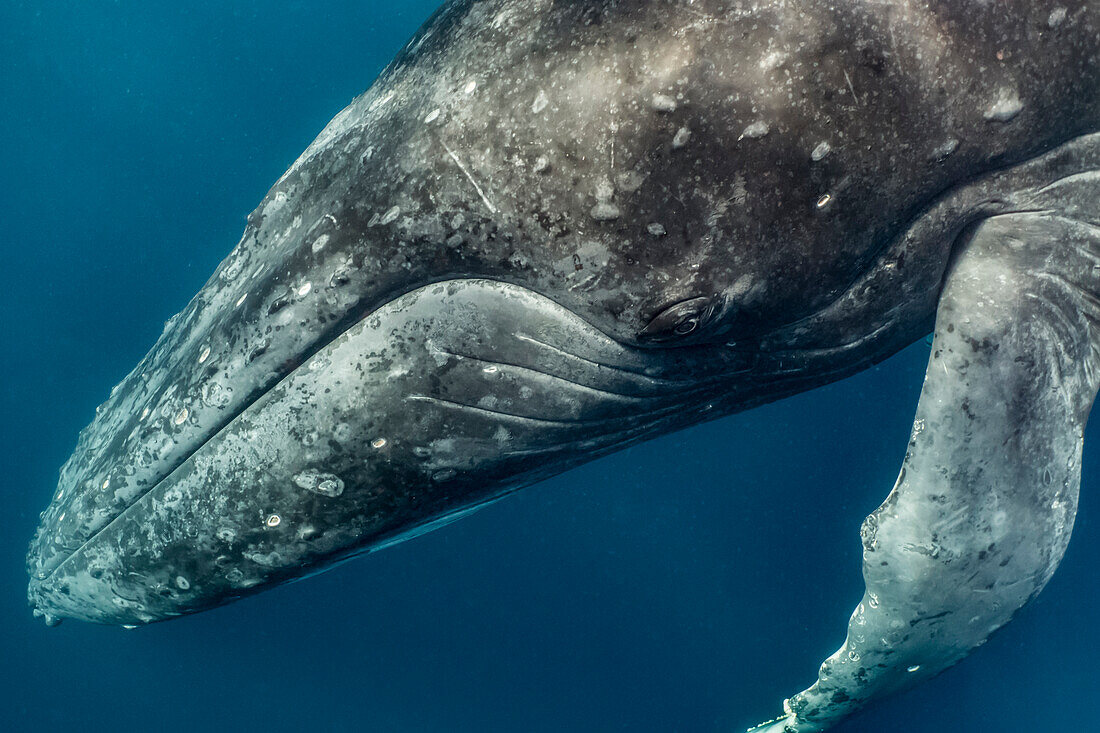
[464,80,477,94]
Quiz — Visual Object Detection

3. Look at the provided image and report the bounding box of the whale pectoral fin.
[752,211,1100,733]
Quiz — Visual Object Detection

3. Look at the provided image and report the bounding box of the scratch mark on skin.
[844,70,860,105]
[442,140,498,214]
[610,121,617,174]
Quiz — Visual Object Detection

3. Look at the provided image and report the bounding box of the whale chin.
[27,279,752,626]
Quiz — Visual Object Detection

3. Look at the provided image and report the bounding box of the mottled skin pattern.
[25,1,1100,730]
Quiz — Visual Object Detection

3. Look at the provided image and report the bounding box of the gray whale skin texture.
[25,1,1100,731]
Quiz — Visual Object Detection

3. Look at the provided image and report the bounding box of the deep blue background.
[2,2,1097,731]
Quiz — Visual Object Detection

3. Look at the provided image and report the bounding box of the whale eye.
[674,319,698,336]
[639,296,713,343]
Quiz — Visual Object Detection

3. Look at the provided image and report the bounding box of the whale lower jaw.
[27,279,747,626]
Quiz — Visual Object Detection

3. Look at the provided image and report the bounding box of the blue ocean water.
[2,2,1097,731]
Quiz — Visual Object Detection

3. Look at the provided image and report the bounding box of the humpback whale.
[26,1,1100,730]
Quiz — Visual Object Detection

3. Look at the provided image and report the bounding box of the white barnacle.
[464,80,477,94]
[811,141,832,161]
[101,478,110,490]
[265,514,282,528]
[650,93,677,113]
[816,193,833,209]
[590,202,621,221]
[201,381,230,409]
[759,50,788,70]
[369,90,395,113]
[173,407,189,426]
[235,293,247,307]
[930,138,959,161]
[740,120,770,139]
[424,108,441,123]
[379,205,402,226]
[615,169,646,193]
[984,89,1024,122]
[532,90,550,114]
[371,437,388,449]
[672,126,692,149]
[140,407,150,421]
[175,576,190,590]
[198,346,211,364]
[297,282,312,297]
[293,470,345,498]
[221,257,244,283]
